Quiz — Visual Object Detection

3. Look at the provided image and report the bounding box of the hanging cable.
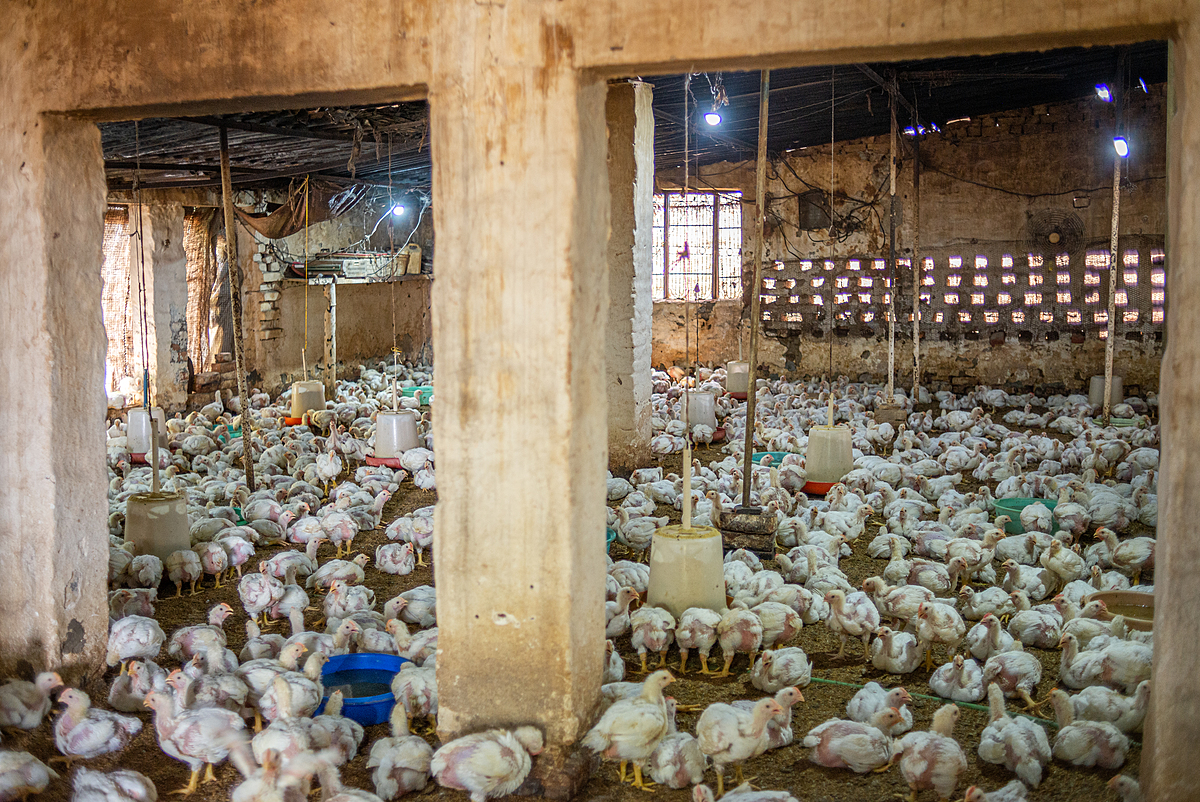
[302,175,310,380]
[388,133,401,390]
[828,67,836,382]
[133,121,151,410]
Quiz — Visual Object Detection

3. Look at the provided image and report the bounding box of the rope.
[133,121,151,410]
[827,67,835,381]
[388,134,399,379]
[302,175,310,380]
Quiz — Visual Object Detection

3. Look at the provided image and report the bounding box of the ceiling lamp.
[1095,84,1113,102]
[1113,137,1129,157]
[704,111,722,126]
[391,204,405,216]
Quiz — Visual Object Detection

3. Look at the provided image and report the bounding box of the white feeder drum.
[1089,375,1124,407]
[124,491,190,562]
[646,524,728,619]
[725,361,750,394]
[805,425,855,486]
[290,380,326,419]
[375,410,419,458]
[127,407,166,453]
[685,391,718,430]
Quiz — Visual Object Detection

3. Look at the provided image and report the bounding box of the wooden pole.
[324,277,338,395]
[912,135,922,397]
[219,126,256,492]
[887,80,897,402]
[740,68,770,510]
[1103,53,1126,420]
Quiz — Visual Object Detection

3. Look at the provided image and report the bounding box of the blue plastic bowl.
[316,652,409,726]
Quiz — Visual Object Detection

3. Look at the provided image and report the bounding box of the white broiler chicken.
[430,726,543,802]
[915,602,966,671]
[824,590,880,661]
[581,670,674,791]
[965,614,1017,662]
[846,682,912,735]
[675,607,722,675]
[894,703,968,802]
[695,697,783,797]
[716,608,763,677]
[1046,689,1129,769]
[0,750,58,801]
[977,682,1051,787]
[870,627,922,674]
[368,702,433,800]
[0,671,63,730]
[646,697,706,790]
[144,689,246,795]
[928,654,985,702]
[1068,680,1151,733]
[629,606,676,673]
[106,615,165,673]
[70,767,156,802]
[54,689,142,761]
[982,645,1042,710]
[165,549,203,597]
[749,648,810,694]
[730,687,805,750]
[803,707,903,773]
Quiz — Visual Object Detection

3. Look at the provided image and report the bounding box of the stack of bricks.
[258,242,283,341]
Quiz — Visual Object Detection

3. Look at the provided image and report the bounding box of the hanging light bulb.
[1095,84,1113,102]
[391,204,405,216]
[704,111,722,126]
[1113,137,1129,157]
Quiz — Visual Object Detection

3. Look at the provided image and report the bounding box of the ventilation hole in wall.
[1012,310,1026,324]
[800,260,814,271]
[1115,290,1128,306]
[919,292,931,304]
[812,294,824,306]
[1057,271,1071,285]
[975,255,988,269]
[1017,329,1033,342]
[784,312,803,323]
[922,274,935,287]
[1057,291,1072,304]
[944,293,960,305]
[1001,274,1016,285]
[973,275,988,287]
[762,310,772,321]
[1098,329,1109,339]
[1027,254,1043,268]
[1151,269,1165,287]
[984,310,1000,324]
[883,292,892,304]
[1152,289,1165,304]
[949,256,963,269]
[835,276,850,289]
[1151,248,1165,264]
[761,294,777,304]
[922,257,935,271]
[998,292,1012,305]
[1125,331,1143,341]
[1085,291,1100,304]
[763,278,777,289]
[789,295,801,303]
[1122,270,1137,286]
[1084,273,1101,286]
[1123,250,1139,267]
[1039,310,1054,323]
[823,260,835,271]
[934,311,945,323]
[1024,292,1042,305]
[1123,309,1140,323]
[1002,254,1014,268]
[1055,253,1070,267]
[898,258,912,269]
[965,329,981,340]
[1028,273,1043,286]
[811,277,825,288]
[847,259,861,271]
[958,310,972,323]
[835,293,851,305]
[861,311,875,323]
[1067,309,1082,324]
[859,276,873,288]
[1094,310,1109,323]
[858,293,871,303]
[873,259,887,270]
[786,278,797,289]
[946,274,962,288]
[884,277,894,288]
[971,293,985,305]
[1045,331,1060,342]
[774,260,786,271]
[1155,330,1164,341]
[1086,251,1110,268]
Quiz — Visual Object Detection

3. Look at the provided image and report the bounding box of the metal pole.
[740,69,770,509]
[219,126,256,492]
[887,81,897,402]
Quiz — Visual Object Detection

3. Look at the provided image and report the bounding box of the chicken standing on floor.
[430,725,544,802]
[582,670,675,791]
[144,689,246,795]
[696,697,784,797]
[977,682,1051,787]
[893,703,968,802]
[630,606,676,673]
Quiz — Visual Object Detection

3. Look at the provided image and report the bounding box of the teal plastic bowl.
[752,451,790,466]
[993,498,1058,534]
[316,652,410,726]
[606,527,617,552]
[401,385,434,405]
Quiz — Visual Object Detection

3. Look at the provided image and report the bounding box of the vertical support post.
[711,191,721,298]
[740,68,770,509]
[887,80,897,401]
[912,135,922,396]
[324,277,338,395]
[662,192,671,298]
[218,126,256,492]
[1103,53,1126,420]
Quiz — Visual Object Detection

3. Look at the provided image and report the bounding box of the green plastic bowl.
[752,451,790,466]
[401,385,434,405]
[993,497,1058,534]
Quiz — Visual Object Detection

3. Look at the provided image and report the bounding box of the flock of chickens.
[0,360,1158,802]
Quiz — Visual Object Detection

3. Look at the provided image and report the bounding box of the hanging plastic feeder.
[286,379,326,425]
[646,524,727,618]
[124,490,190,561]
[725,361,749,400]
[803,425,854,495]
[127,407,167,464]
[367,410,419,468]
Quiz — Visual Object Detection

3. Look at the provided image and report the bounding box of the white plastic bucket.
[290,380,326,418]
[376,410,419,457]
[124,491,190,561]
[647,524,728,618]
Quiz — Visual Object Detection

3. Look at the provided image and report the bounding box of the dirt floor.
[8,411,1144,802]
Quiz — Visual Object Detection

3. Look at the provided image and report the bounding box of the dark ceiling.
[100,41,1166,196]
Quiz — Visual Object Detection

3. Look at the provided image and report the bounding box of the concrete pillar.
[0,112,109,678]
[605,81,655,472]
[428,21,608,791]
[1143,23,1200,802]
[132,202,189,411]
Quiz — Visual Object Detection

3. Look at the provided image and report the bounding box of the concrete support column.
[605,81,655,472]
[0,113,109,678]
[428,18,608,788]
[1144,24,1200,802]
[132,202,189,411]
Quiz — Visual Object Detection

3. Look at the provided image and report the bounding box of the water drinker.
[804,425,853,494]
[316,652,410,726]
[127,407,167,454]
[646,524,727,618]
[606,527,617,553]
[685,391,718,429]
[290,380,326,419]
[725,361,750,397]
[401,385,434,405]
[1084,590,1154,632]
[1088,375,1124,407]
[752,451,789,466]
[991,497,1058,534]
[376,410,419,458]
[124,491,191,562]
